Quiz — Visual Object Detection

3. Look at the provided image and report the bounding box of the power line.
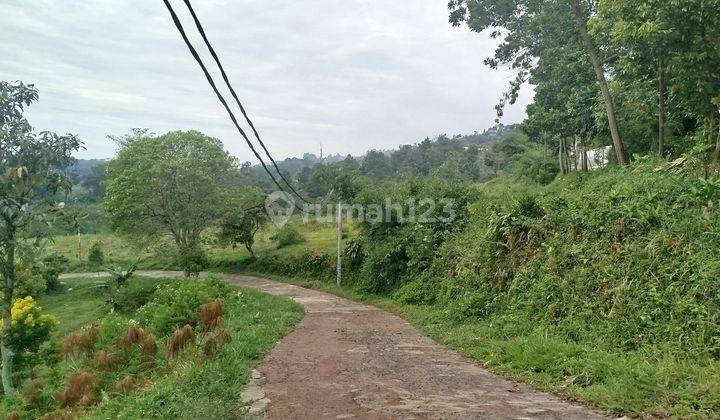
[161,0,304,211]
[181,0,311,204]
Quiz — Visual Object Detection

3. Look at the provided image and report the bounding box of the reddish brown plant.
[215,328,231,346]
[203,337,218,357]
[166,324,195,358]
[20,378,44,407]
[140,334,158,358]
[115,375,137,394]
[117,325,148,350]
[60,323,101,358]
[93,350,120,371]
[199,299,223,331]
[52,372,99,408]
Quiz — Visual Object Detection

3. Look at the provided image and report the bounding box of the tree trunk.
[569,0,628,166]
[658,61,667,156]
[245,242,255,259]
[711,109,720,172]
[2,229,16,395]
[559,138,569,175]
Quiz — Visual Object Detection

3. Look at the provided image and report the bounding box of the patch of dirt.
[225,275,607,420]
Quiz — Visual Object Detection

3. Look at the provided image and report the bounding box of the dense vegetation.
[4,0,720,417]
[0,275,302,419]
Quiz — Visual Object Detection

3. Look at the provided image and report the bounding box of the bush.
[136,275,233,336]
[42,255,69,293]
[3,297,57,367]
[271,225,306,249]
[114,277,174,313]
[175,246,209,277]
[87,241,105,266]
[359,241,408,294]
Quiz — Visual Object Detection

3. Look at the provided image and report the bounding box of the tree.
[449,0,629,165]
[0,81,81,394]
[218,186,267,258]
[105,130,238,276]
[360,150,393,178]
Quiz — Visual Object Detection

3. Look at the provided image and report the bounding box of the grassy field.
[2,274,304,419]
[38,277,109,338]
[50,218,349,273]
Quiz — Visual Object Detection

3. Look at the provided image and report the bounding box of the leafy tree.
[218,186,267,258]
[105,130,238,276]
[360,150,392,178]
[0,81,81,394]
[449,0,629,165]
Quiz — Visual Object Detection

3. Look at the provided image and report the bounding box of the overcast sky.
[0,0,531,161]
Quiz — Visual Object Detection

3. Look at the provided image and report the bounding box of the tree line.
[449,0,720,171]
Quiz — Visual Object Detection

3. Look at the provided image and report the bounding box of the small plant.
[117,325,148,350]
[270,225,306,249]
[20,379,45,408]
[166,324,195,358]
[94,351,120,371]
[87,241,105,266]
[115,375,141,394]
[53,371,99,407]
[105,262,137,288]
[199,300,223,331]
[61,323,100,358]
[42,255,69,293]
[3,297,58,365]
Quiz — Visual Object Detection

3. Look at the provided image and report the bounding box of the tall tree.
[0,81,81,394]
[105,130,238,276]
[449,0,629,165]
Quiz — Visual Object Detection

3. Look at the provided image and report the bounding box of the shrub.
[87,241,104,266]
[114,277,174,313]
[358,241,408,294]
[136,275,232,336]
[61,323,100,358]
[3,297,57,366]
[20,379,45,408]
[271,225,306,249]
[166,325,195,358]
[42,255,69,293]
[176,246,209,277]
[105,263,137,288]
[199,300,223,331]
[53,372,99,407]
[94,351,120,371]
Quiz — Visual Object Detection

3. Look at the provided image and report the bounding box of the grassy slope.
[38,277,108,338]
[254,274,720,418]
[5,276,303,419]
[48,165,720,417]
[85,287,303,419]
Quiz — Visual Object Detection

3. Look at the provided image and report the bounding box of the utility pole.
[336,202,342,286]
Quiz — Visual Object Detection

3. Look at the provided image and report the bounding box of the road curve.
[61,271,606,419]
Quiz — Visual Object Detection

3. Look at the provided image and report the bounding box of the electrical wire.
[180,0,311,204]
[161,0,305,212]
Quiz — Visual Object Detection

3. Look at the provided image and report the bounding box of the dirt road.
[62,271,604,419]
[224,274,605,419]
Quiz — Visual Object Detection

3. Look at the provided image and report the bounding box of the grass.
[242,273,720,418]
[2,274,304,419]
[52,218,353,272]
[85,286,303,419]
[37,277,108,338]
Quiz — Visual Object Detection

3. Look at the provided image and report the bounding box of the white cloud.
[0,0,531,160]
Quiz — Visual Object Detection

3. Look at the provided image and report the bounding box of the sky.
[0,0,532,161]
